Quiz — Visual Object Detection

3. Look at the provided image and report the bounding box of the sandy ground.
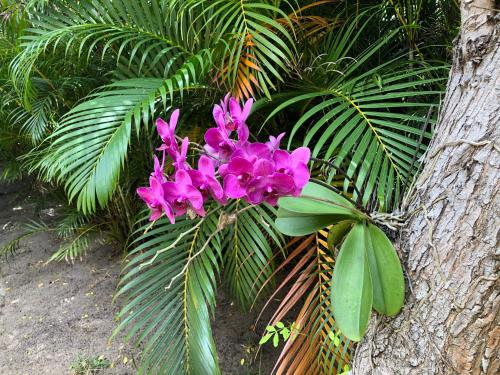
[0,178,278,375]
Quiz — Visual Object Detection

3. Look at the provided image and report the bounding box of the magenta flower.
[246,173,295,206]
[204,126,235,162]
[231,141,271,164]
[266,132,286,152]
[223,158,274,199]
[274,147,311,192]
[223,157,255,199]
[230,97,253,143]
[152,154,166,183]
[213,93,233,131]
[140,96,311,225]
[169,137,189,171]
[156,109,179,151]
[163,170,205,218]
[188,155,226,205]
[229,97,253,130]
[137,177,175,223]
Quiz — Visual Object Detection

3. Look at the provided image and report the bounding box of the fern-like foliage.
[265,14,447,211]
[176,0,296,98]
[223,201,284,310]
[0,220,48,258]
[257,229,352,374]
[115,212,222,374]
[9,0,203,106]
[30,51,208,214]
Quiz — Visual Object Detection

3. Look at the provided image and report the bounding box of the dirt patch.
[0,179,281,374]
[0,180,137,374]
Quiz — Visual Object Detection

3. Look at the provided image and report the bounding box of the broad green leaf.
[366,223,405,315]
[327,220,355,249]
[275,209,350,236]
[275,182,361,236]
[301,182,355,208]
[331,223,373,341]
[277,196,356,216]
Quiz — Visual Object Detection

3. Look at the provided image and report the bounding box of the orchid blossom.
[162,170,205,218]
[137,94,311,224]
[137,176,174,223]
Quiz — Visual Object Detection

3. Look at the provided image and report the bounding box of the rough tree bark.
[353,1,499,374]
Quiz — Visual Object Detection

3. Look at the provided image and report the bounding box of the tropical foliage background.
[0,0,459,373]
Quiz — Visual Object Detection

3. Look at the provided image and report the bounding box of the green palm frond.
[115,212,223,374]
[30,52,209,214]
[0,219,48,258]
[10,0,201,106]
[48,232,92,263]
[266,17,447,211]
[178,0,296,98]
[223,201,284,310]
[8,88,55,144]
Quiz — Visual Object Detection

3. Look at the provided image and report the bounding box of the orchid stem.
[140,207,221,268]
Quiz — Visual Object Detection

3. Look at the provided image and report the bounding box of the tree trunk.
[352,1,499,374]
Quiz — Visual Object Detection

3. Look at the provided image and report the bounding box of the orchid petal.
[237,123,249,143]
[205,128,224,149]
[253,159,274,177]
[223,174,247,199]
[180,137,189,159]
[241,98,253,120]
[291,147,311,165]
[175,169,192,187]
[149,207,163,221]
[184,185,204,210]
[162,202,175,224]
[137,187,155,204]
[169,109,179,133]
[213,104,225,128]
[162,182,179,203]
[274,150,291,169]
[229,97,242,119]
[198,155,215,177]
[292,163,310,189]
[227,157,253,175]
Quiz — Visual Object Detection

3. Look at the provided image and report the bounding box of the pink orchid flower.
[274,147,311,191]
[141,97,312,223]
[163,169,205,218]
[246,173,295,206]
[229,97,253,130]
[223,158,273,199]
[137,176,175,223]
[152,154,166,183]
[169,137,189,171]
[188,155,226,205]
[156,109,180,151]
[213,93,234,131]
[230,97,253,143]
[266,132,286,152]
[230,141,271,165]
[204,126,235,163]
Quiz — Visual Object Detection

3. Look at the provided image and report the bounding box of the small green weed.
[70,354,110,375]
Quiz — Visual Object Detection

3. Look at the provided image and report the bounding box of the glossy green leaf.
[275,210,346,236]
[331,223,372,341]
[327,220,355,250]
[275,182,360,236]
[365,223,405,315]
